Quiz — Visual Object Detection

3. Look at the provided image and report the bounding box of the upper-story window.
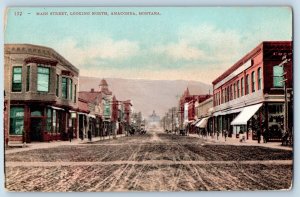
[56,74,59,97]
[245,74,249,95]
[233,83,236,99]
[37,66,50,92]
[258,67,262,90]
[273,65,284,88]
[69,78,73,100]
[251,71,256,93]
[74,84,77,103]
[12,67,22,92]
[26,66,30,92]
[230,84,233,100]
[241,77,244,96]
[62,77,68,99]
[236,80,240,98]
[222,89,225,103]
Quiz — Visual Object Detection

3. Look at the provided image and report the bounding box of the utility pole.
[171,108,174,133]
[279,54,291,144]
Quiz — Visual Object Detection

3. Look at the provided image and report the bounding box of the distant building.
[178,87,211,133]
[147,110,160,128]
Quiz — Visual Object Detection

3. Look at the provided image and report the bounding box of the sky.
[4,7,292,84]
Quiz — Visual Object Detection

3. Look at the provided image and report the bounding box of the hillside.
[79,76,212,118]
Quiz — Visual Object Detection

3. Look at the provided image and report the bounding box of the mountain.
[79,76,212,118]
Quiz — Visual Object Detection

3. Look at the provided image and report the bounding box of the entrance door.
[30,118,43,142]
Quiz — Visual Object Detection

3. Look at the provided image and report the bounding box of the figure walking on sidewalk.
[68,127,73,142]
[224,130,228,142]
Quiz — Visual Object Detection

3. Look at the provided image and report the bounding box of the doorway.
[30,118,43,141]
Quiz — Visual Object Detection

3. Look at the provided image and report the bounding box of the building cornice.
[5,43,79,74]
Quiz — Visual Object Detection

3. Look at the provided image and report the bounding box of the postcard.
[3,7,293,192]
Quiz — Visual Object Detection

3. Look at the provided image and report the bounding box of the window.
[245,75,249,95]
[74,84,77,103]
[10,107,24,135]
[241,78,244,96]
[230,85,233,100]
[69,79,73,100]
[258,67,262,90]
[62,77,68,99]
[233,83,236,99]
[12,67,22,92]
[46,108,52,132]
[251,71,255,92]
[237,80,240,98]
[26,66,30,91]
[56,74,59,97]
[273,66,284,88]
[37,66,50,92]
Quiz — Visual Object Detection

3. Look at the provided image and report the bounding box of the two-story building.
[78,79,113,139]
[4,44,79,144]
[212,41,292,141]
[194,97,213,135]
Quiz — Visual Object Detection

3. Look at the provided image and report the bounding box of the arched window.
[241,77,244,96]
[258,67,262,90]
[251,71,255,92]
[245,74,249,95]
[237,80,240,98]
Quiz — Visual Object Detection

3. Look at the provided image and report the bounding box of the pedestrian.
[79,128,84,141]
[68,128,73,142]
[257,129,261,144]
[263,129,268,143]
[224,130,228,141]
[217,130,220,140]
[88,130,92,142]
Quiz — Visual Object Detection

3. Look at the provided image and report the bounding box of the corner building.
[4,44,79,144]
[212,41,293,141]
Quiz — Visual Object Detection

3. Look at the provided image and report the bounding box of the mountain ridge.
[79,76,212,118]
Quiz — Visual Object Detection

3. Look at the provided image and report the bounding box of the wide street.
[5,131,293,192]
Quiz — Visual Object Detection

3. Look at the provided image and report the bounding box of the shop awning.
[231,103,263,125]
[50,106,64,111]
[78,112,88,115]
[213,108,243,116]
[191,119,201,125]
[196,117,209,128]
[88,114,96,118]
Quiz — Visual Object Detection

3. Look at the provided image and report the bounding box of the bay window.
[37,66,50,92]
[12,67,22,92]
[62,77,68,99]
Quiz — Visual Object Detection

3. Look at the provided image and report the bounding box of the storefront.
[9,104,77,143]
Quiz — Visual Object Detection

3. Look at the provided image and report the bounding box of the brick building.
[212,41,293,141]
[78,79,113,138]
[178,87,211,133]
[194,97,213,134]
[4,44,79,144]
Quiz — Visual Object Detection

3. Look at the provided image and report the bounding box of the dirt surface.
[5,131,293,191]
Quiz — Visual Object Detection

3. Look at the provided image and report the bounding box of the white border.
[0,1,298,197]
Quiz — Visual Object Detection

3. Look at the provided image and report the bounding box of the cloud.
[151,24,244,68]
[53,36,140,66]
[154,41,205,61]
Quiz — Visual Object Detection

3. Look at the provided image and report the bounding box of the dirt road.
[5,131,293,191]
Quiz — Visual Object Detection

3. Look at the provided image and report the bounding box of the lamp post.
[278,54,291,145]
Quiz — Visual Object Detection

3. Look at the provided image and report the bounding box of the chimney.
[91,88,94,92]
